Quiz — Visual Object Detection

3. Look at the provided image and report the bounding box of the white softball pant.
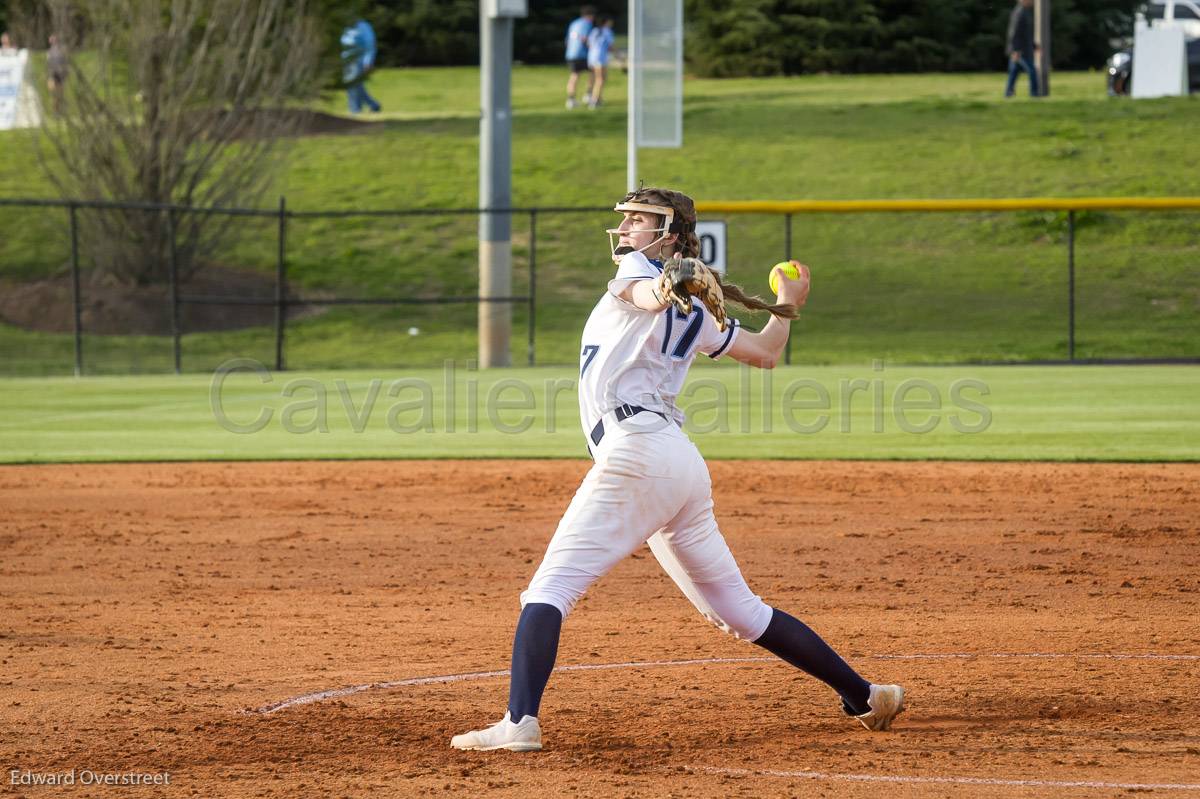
[520,420,774,641]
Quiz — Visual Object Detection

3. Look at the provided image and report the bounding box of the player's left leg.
[1004,58,1021,97]
[589,66,605,108]
[648,442,903,729]
[650,523,904,729]
[566,65,581,107]
[360,81,381,112]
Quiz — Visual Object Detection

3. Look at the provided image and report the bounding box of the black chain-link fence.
[0,197,1196,376]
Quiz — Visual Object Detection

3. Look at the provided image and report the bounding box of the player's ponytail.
[713,275,799,321]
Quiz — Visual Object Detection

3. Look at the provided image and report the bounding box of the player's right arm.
[724,265,810,369]
[618,278,670,313]
[610,252,670,312]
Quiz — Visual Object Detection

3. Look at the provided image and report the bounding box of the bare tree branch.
[25,0,321,285]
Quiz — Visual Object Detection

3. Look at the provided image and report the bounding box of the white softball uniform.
[520,253,774,641]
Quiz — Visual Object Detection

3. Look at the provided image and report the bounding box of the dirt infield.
[2,460,1198,797]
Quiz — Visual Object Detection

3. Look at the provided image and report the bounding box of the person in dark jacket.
[46,34,69,114]
[1005,0,1040,97]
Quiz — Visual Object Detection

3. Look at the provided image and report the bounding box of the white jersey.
[525,251,771,643]
[577,252,741,444]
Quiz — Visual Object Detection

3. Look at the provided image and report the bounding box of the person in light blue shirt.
[564,6,595,109]
[585,17,615,109]
[341,18,381,114]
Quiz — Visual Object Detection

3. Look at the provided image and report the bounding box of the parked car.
[1107,0,1200,94]
[1108,39,1200,94]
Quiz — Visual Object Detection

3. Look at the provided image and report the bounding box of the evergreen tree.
[685,0,783,77]
[307,0,1137,74]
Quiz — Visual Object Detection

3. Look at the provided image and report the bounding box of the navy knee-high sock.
[753,607,872,715]
[507,602,563,721]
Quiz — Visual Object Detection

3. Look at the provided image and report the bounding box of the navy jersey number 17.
[581,307,702,377]
[661,307,703,360]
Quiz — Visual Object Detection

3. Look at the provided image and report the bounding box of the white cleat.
[566,98,578,109]
[850,684,905,731]
[450,711,542,752]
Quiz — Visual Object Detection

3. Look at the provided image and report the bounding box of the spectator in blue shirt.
[586,17,615,109]
[341,18,381,114]
[564,6,595,109]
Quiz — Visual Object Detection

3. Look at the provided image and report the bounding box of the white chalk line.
[249,651,1200,715]
[696,766,1200,792]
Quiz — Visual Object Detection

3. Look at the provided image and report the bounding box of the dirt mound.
[0,265,323,335]
[1,460,1198,796]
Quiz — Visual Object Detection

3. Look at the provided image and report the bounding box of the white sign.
[633,0,683,148]
[484,0,527,18]
[696,220,726,275]
[1132,26,1189,98]
[0,50,41,129]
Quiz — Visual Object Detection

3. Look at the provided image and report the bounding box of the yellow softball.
[769,260,801,295]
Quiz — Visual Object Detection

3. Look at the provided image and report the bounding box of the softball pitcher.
[452,187,904,752]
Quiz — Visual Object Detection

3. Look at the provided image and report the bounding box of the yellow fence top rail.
[695,198,1200,214]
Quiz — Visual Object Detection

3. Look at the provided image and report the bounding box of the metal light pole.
[1035,0,1051,96]
[627,0,639,191]
[479,0,527,367]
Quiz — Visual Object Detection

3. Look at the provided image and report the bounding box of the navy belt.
[589,403,667,448]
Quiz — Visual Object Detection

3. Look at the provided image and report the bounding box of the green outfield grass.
[1,68,1197,375]
[0,364,1195,463]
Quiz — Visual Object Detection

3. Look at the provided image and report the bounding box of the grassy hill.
[0,68,1197,375]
